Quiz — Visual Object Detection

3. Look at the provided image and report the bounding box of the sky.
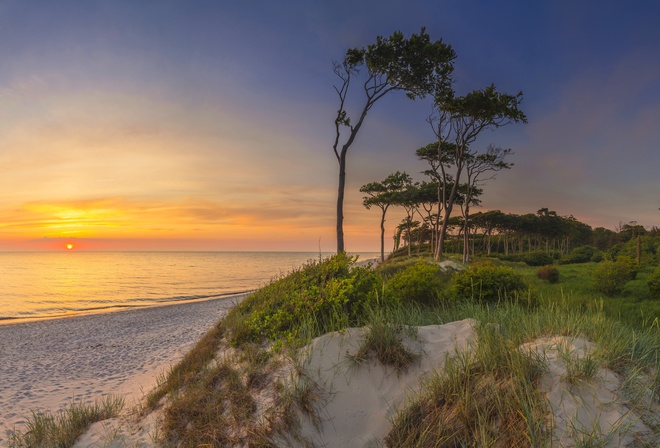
[1,0,659,252]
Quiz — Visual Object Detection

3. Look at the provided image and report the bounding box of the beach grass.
[18,253,658,447]
[7,395,124,448]
[144,254,660,446]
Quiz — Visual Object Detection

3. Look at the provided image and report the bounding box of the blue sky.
[0,0,659,251]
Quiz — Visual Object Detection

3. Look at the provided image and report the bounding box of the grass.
[71,254,660,446]
[7,395,125,448]
[145,320,226,409]
[385,299,660,447]
[349,308,419,373]
[386,316,548,447]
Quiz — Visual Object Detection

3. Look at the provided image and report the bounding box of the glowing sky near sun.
[1,1,659,251]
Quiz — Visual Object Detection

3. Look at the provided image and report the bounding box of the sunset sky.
[1,1,659,252]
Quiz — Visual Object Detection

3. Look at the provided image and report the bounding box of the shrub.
[561,245,601,264]
[385,259,445,306]
[451,263,527,303]
[648,268,660,299]
[592,257,637,296]
[224,254,382,345]
[523,251,554,266]
[536,265,559,283]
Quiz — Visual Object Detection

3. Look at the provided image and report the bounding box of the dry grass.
[385,324,548,447]
[7,395,125,448]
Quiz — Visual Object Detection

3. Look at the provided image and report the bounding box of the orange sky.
[2,2,659,252]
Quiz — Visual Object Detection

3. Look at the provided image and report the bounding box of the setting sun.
[66,244,74,250]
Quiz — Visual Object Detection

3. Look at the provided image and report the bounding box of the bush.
[522,251,554,267]
[224,254,382,345]
[592,257,637,296]
[561,245,601,264]
[385,259,445,306]
[451,263,527,303]
[536,265,559,283]
[648,268,660,299]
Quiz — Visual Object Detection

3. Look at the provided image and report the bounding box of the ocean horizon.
[0,251,379,322]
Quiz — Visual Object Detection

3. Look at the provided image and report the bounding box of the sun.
[66,244,74,250]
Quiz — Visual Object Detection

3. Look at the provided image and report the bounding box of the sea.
[0,251,378,323]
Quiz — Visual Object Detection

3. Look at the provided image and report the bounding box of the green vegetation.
[649,267,660,299]
[386,322,547,447]
[350,311,419,373]
[139,250,660,446]
[451,262,528,304]
[384,258,447,306]
[8,395,124,448]
[222,253,381,347]
[592,257,638,296]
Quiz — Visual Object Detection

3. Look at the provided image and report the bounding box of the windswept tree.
[431,84,527,259]
[360,171,413,262]
[460,145,513,263]
[332,28,456,252]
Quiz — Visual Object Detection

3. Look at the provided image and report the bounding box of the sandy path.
[0,296,240,442]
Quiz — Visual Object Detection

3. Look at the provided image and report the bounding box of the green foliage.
[451,263,528,303]
[608,236,660,266]
[224,254,382,346]
[522,250,554,266]
[536,265,559,283]
[385,259,447,306]
[560,245,602,265]
[592,257,638,296]
[648,268,660,299]
[496,251,554,266]
[378,256,421,279]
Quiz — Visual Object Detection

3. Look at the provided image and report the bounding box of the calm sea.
[0,252,378,322]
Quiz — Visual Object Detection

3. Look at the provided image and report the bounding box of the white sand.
[291,319,477,448]
[5,309,657,447]
[522,336,655,447]
[0,296,240,443]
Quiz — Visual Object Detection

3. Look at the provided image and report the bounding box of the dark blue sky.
[1,1,659,250]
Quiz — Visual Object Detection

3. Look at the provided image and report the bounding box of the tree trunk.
[379,207,387,262]
[336,153,347,253]
[462,205,470,264]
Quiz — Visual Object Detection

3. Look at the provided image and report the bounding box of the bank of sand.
[3,300,657,447]
[0,296,241,443]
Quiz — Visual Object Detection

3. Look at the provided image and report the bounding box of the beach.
[0,296,241,442]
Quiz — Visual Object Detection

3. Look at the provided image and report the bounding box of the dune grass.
[7,395,125,448]
[143,255,660,446]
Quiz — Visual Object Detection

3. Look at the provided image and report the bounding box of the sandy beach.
[0,296,240,443]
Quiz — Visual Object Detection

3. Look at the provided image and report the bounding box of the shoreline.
[0,294,242,442]
[0,290,253,327]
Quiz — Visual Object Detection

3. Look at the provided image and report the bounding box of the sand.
[291,319,478,448]
[0,296,240,443]
[3,306,657,447]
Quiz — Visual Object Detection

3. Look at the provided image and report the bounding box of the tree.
[430,84,527,259]
[416,141,455,254]
[360,172,413,262]
[332,28,455,253]
[459,145,512,263]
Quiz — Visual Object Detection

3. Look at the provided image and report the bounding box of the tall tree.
[431,85,527,259]
[416,141,455,253]
[360,171,413,262]
[460,145,512,263]
[332,28,455,252]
